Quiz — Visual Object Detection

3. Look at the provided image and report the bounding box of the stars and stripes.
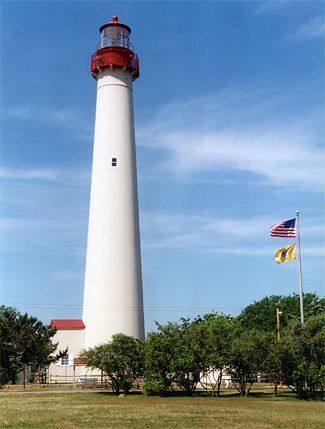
[270,218,296,238]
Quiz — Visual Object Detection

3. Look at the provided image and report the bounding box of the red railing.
[91,46,139,80]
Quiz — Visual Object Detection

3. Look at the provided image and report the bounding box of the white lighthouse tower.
[82,16,145,348]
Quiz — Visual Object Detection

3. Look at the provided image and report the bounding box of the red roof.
[50,319,85,330]
[99,15,131,34]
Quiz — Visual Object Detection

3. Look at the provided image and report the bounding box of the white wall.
[49,329,89,383]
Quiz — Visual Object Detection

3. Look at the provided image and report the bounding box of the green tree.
[238,293,324,334]
[145,323,178,395]
[81,333,144,394]
[172,318,208,395]
[261,338,284,396]
[0,306,62,385]
[227,326,273,396]
[194,313,234,396]
[145,318,210,396]
[276,313,325,399]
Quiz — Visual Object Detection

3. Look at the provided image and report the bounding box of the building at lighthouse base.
[48,319,101,384]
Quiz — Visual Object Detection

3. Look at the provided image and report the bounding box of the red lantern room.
[91,16,139,80]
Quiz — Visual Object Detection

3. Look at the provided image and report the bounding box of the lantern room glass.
[100,26,131,49]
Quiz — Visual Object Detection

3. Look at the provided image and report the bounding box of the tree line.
[81,293,324,399]
[1,293,324,399]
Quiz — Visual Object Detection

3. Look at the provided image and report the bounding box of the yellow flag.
[274,244,296,264]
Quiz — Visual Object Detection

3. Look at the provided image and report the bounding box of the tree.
[145,323,177,395]
[276,313,325,399]
[238,293,324,334]
[194,313,234,397]
[81,333,144,394]
[0,306,62,385]
[172,318,209,395]
[145,318,210,396]
[227,326,273,396]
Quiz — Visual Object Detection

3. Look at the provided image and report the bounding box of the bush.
[81,334,145,395]
[143,379,168,396]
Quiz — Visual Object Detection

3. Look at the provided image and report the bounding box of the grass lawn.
[0,391,324,429]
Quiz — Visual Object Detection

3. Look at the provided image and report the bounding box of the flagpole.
[296,211,304,324]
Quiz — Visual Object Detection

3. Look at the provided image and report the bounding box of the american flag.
[270,218,296,238]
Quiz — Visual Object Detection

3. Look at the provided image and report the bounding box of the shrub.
[143,379,168,396]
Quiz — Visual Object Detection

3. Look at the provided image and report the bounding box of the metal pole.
[73,365,76,389]
[276,308,282,340]
[23,364,27,390]
[296,211,304,324]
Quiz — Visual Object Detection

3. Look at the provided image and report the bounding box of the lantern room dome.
[99,16,131,34]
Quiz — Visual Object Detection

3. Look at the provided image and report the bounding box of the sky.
[1,0,324,334]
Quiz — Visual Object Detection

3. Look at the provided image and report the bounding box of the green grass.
[0,391,324,429]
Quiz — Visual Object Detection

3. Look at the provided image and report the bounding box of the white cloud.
[140,211,325,256]
[0,167,59,181]
[141,211,270,249]
[302,245,325,257]
[8,105,77,122]
[51,271,83,281]
[0,168,90,255]
[6,105,93,140]
[255,1,291,16]
[287,16,325,40]
[0,166,90,184]
[137,89,324,191]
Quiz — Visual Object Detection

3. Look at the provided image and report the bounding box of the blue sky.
[1,0,324,333]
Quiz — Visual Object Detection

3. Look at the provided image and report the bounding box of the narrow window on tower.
[111,157,118,168]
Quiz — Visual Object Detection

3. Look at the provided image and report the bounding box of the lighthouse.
[82,16,145,348]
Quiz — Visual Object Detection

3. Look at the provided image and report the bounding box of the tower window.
[111,157,118,167]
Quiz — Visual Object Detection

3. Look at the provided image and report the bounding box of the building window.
[61,356,69,366]
[111,157,118,168]
[57,352,73,367]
